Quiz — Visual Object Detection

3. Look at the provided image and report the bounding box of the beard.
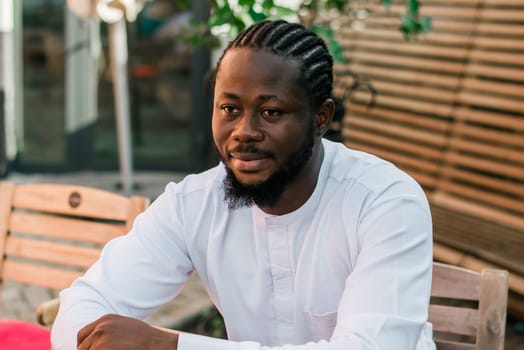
[220,122,315,210]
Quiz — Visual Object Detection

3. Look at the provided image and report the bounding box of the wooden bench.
[430,262,508,350]
[0,182,149,319]
[333,0,524,318]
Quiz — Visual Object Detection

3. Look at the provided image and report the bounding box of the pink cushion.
[0,319,51,350]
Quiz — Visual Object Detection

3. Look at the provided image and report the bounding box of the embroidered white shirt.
[52,139,436,350]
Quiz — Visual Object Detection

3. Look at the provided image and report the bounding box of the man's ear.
[315,99,335,137]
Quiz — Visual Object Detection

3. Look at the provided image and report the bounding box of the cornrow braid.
[217,20,333,109]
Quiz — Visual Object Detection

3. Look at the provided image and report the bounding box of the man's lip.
[229,152,271,161]
[230,156,271,172]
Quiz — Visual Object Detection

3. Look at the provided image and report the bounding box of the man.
[52,20,436,349]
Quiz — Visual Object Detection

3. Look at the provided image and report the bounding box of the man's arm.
[51,186,193,349]
[71,178,434,350]
[53,175,434,350]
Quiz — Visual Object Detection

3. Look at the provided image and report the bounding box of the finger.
[77,319,98,347]
[77,329,91,350]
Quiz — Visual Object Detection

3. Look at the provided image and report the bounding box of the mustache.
[228,144,275,158]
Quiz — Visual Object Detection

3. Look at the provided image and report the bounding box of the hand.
[77,314,179,349]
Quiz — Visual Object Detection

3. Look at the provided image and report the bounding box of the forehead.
[215,48,305,97]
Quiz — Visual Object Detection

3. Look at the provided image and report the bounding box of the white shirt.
[52,139,436,350]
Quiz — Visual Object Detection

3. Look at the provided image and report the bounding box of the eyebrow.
[218,92,281,102]
[259,95,280,102]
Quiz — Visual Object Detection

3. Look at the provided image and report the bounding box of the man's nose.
[232,114,263,142]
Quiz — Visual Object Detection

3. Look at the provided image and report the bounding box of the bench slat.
[473,37,524,51]
[462,78,524,99]
[345,129,443,160]
[459,91,524,114]
[452,123,523,147]
[353,51,466,74]
[343,140,441,176]
[5,236,101,268]
[433,341,476,350]
[1,260,83,291]
[443,152,524,180]
[429,304,479,335]
[350,63,461,88]
[352,91,453,117]
[483,0,524,4]
[470,51,524,66]
[441,166,524,197]
[466,63,524,83]
[364,17,477,33]
[479,8,524,21]
[454,107,524,131]
[447,138,524,165]
[437,180,524,215]
[348,104,450,131]
[13,184,131,221]
[431,192,524,231]
[345,113,448,146]
[9,211,125,244]
[340,39,469,59]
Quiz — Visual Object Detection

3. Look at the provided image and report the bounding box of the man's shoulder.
[324,140,396,180]
[165,163,224,198]
[324,140,424,196]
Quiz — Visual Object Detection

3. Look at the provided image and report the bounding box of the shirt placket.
[267,223,294,323]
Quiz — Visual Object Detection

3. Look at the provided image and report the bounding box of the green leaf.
[248,7,268,22]
[231,15,247,34]
[325,0,345,12]
[400,15,415,39]
[401,15,415,29]
[382,0,392,8]
[311,24,344,62]
[209,3,235,27]
[262,0,274,10]
[420,16,432,32]
[408,0,419,15]
[238,0,255,7]
[329,38,345,62]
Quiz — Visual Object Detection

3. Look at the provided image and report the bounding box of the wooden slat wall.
[335,0,524,313]
[433,0,524,232]
[335,0,481,192]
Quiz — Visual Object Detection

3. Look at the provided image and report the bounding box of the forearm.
[51,288,113,349]
[176,316,430,350]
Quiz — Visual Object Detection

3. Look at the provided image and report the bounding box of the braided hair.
[216,20,334,109]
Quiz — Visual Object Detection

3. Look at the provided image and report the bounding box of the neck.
[259,141,324,215]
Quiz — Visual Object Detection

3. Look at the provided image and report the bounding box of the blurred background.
[1,0,217,176]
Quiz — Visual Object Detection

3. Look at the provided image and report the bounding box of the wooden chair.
[430,262,508,350]
[0,181,149,326]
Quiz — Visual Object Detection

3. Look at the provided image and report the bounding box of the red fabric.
[0,319,51,350]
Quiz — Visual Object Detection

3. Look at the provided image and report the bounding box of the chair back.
[430,262,508,350]
[0,181,149,292]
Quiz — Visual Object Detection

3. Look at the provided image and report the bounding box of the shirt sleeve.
[51,184,194,350]
[176,178,435,350]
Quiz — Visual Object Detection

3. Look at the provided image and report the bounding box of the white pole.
[1,0,22,163]
[108,18,133,195]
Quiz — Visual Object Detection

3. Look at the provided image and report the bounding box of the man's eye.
[262,109,282,118]
[222,105,239,115]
